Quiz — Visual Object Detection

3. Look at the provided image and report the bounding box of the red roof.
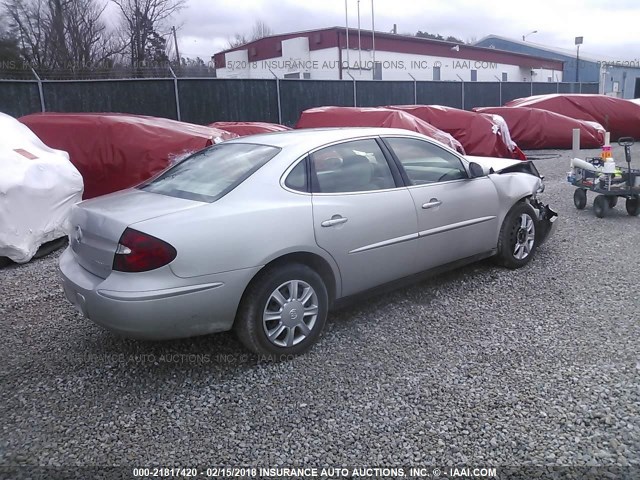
[214,27,563,71]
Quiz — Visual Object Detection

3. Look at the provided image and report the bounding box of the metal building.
[475,35,640,98]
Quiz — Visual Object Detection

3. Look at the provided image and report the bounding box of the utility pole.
[172,26,181,66]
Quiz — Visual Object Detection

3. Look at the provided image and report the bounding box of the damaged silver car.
[59,128,556,356]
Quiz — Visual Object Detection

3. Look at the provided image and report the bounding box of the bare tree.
[2,0,122,69]
[250,19,272,41]
[227,20,272,49]
[3,0,50,67]
[65,0,125,67]
[110,0,186,68]
[226,32,247,49]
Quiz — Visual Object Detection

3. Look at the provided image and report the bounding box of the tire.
[626,196,640,216]
[496,202,538,269]
[608,196,618,208]
[234,263,328,358]
[593,195,610,218]
[574,189,587,210]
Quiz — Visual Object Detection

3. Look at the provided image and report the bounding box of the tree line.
[0,0,194,75]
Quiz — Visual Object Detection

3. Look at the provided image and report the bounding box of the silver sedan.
[59,128,556,356]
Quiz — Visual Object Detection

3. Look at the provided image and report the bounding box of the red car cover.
[388,105,525,159]
[295,106,465,153]
[20,113,238,199]
[474,106,606,149]
[208,121,290,136]
[504,94,640,140]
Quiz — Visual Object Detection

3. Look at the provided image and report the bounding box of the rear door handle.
[321,216,348,227]
[422,199,442,209]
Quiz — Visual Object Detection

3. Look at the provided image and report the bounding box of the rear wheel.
[593,195,610,218]
[234,263,328,358]
[574,189,587,210]
[496,202,538,269]
[626,196,640,216]
[608,196,618,208]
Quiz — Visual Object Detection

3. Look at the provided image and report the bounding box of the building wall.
[216,37,562,82]
[475,37,600,83]
[600,66,640,98]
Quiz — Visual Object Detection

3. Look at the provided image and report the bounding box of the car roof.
[223,127,426,149]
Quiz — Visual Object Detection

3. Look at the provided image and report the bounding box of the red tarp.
[504,94,640,141]
[20,113,238,199]
[474,106,606,149]
[295,106,465,153]
[387,105,525,159]
[208,121,290,136]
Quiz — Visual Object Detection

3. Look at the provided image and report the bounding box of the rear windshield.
[140,143,281,202]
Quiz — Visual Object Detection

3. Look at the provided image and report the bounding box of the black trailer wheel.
[608,196,618,208]
[593,195,610,218]
[626,196,640,216]
[573,189,587,210]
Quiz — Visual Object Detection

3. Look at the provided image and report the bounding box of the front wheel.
[574,189,587,210]
[626,196,640,216]
[593,195,610,218]
[234,263,328,357]
[495,202,538,269]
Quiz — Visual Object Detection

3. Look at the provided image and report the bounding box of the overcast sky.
[158,0,639,61]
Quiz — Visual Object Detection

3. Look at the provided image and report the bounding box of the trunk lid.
[69,189,203,278]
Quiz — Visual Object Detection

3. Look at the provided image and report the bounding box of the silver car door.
[309,138,419,297]
[383,136,500,269]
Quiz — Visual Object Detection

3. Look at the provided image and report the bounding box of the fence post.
[346,71,357,106]
[408,73,417,104]
[456,75,464,110]
[31,68,45,112]
[494,76,502,106]
[168,67,181,121]
[268,69,282,124]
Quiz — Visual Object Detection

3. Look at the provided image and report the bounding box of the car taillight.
[113,228,177,273]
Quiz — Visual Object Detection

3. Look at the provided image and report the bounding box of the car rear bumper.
[58,247,258,340]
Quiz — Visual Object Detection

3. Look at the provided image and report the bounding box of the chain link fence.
[0,67,599,126]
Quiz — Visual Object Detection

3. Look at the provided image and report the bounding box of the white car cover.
[0,112,84,263]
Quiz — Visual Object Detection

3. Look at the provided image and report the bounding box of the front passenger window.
[385,137,468,185]
[310,139,396,193]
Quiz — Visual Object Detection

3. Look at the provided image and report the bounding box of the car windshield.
[140,143,281,202]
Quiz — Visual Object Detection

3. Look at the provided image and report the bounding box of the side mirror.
[468,162,485,178]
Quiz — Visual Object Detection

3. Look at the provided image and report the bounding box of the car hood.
[464,156,524,173]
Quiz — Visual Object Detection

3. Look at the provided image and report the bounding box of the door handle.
[422,199,442,209]
[321,216,348,227]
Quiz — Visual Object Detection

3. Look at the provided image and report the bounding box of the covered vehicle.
[296,106,465,153]
[208,121,290,136]
[504,94,640,140]
[59,128,556,357]
[20,113,238,199]
[0,112,83,263]
[388,105,526,159]
[474,106,606,149]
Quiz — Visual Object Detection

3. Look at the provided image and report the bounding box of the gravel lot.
[1,144,639,473]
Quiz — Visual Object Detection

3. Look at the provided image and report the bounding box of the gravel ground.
[1,144,639,474]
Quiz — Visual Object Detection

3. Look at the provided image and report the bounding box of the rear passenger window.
[285,160,307,192]
[385,137,468,185]
[310,139,396,193]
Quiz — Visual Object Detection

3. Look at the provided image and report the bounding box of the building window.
[471,69,478,82]
[284,72,300,79]
[373,62,382,80]
[433,66,441,81]
[502,72,508,82]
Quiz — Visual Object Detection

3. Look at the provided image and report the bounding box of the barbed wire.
[0,66,217,80]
